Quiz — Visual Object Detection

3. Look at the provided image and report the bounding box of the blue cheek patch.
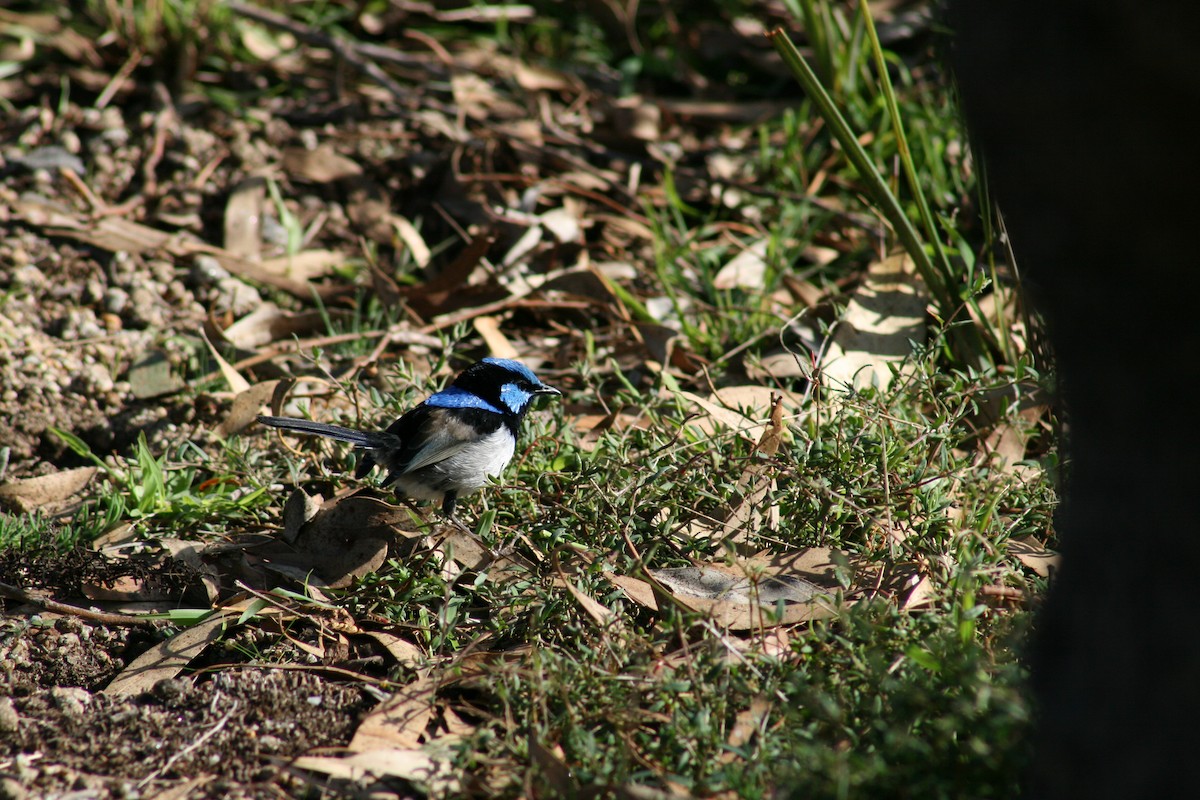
[499,383,534,413]
[425,386,504,414]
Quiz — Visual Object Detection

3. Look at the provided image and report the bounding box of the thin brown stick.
[0,582,163,627]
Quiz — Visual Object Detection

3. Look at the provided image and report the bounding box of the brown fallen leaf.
[103,613,231,697]
[220,302,347,349]
[292,495,408,588]
[213,380,281,438]
[0,467,98,513]
[350,674,443,752]
[1009,535,1061,577]
[14,196,335,301]
[821,252,929,391]
[282,144,363,183]
[258,249,346,281]
[360,630,425,671]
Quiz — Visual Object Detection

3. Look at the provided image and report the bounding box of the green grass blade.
[767,26,985,362]
[859,2,955,289]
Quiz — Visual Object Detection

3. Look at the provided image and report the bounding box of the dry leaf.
[0,467,98,513]
[282,144,363,183]
[281,487,322,544]
[258,249,345,281]
[607,574,659,611]
[292,495,406,588]
[650,565,825,606]
[561,578,618,627]
[1009,536,1061,577]
[103,614,230,697]
[713,238,768,291]
[514,61,579,92]
[901,573,937,610]
[350,675,440,751]
[473,316,518,359]
[201,329,251,394]
[14,195,327,300]
[221,302,342,349]
[821,253,928,391]
[392,215,431,267]
[292,748,455,791]
[723,697,771,760]
[223,176,266,258]
[360,630,425,671]
[216,381,282,438]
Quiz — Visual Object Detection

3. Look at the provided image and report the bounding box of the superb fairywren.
[258,357,561,520]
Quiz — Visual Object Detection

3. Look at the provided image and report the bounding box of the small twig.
[0,582,163,627]
[979,584,1026,603]
[95,47,143,110]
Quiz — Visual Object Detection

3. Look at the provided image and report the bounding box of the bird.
[257,357,561,522]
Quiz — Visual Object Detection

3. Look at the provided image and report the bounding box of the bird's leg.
[441,491,472,533]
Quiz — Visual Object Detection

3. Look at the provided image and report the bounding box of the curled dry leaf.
[281,487,323,545]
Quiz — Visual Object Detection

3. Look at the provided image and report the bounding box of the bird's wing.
[389,406,502,475]
[403,430,472,473]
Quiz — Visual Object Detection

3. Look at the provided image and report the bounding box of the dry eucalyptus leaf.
[294,496,406,588]
[361,630,424,671]
[214,380,281,438]
[606,574,659,611]
[282,487,323,545]
[103,613,231,697]
[258,249,345,281]
[561,578,619,627]
[292,748,458,793]
[392,215,431,268]
[650,565,825,606]
[201,330,251,394]
[821,252,928,391]
[221,302,344,349]
[902,574,937,610]
[0,467,97,513]
[1009,536,1061,577]
[350,674,440,751]
[679,386,803,445]
[473,315,518,359]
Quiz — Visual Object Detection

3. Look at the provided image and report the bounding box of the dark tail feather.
[257,415,380,447]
